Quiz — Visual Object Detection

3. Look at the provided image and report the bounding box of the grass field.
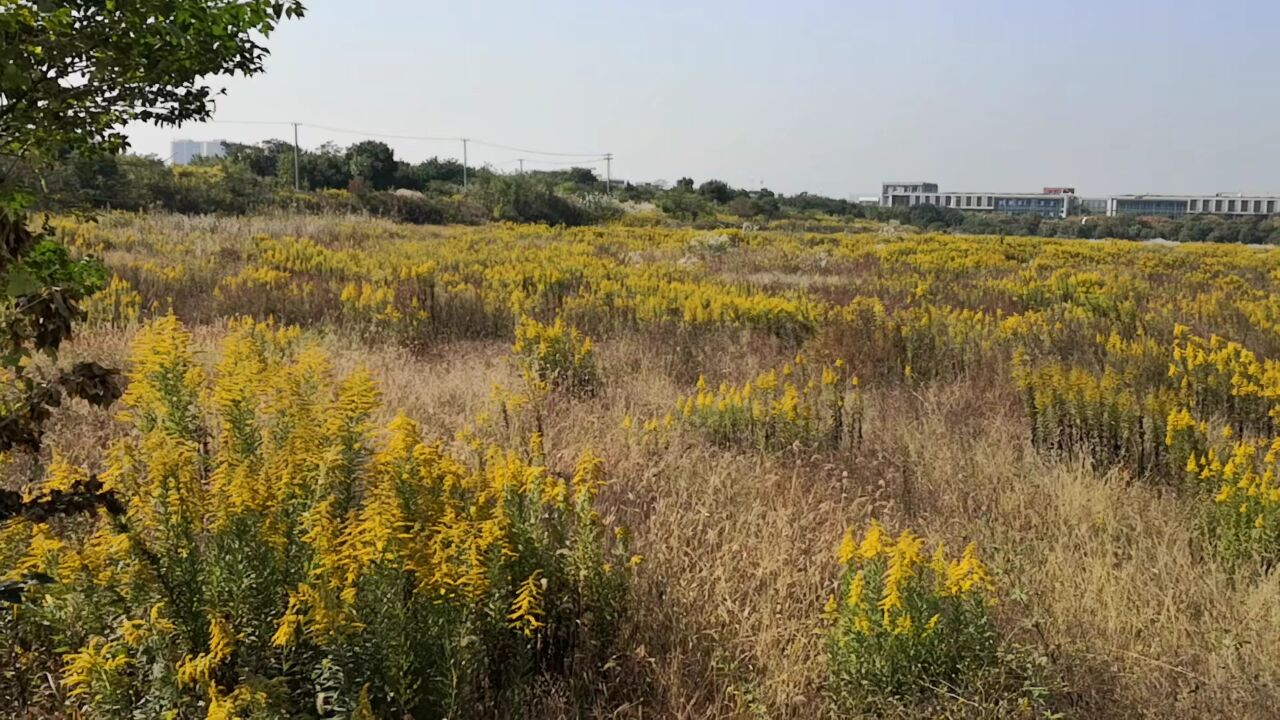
[6,213,1280,718]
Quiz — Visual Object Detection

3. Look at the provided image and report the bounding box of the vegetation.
[6,316,632,718]
[0,0,306,600]
[16,140,1280,242]
[3,214,1280,716]
[826,523,1014,714]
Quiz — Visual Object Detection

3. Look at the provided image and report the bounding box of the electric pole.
[292,122,300,191]
[461,138,469,189]
[604,153,612,195]
[518,158,524,174]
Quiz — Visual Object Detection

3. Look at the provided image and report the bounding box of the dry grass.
[17,214,1280,718]
[27,311,1280,719]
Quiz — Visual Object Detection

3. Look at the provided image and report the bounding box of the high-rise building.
[170,139,226,165]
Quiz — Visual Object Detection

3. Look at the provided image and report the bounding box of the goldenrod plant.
[826,522,998,711]
[513,315,602,396]
[675,355,860,451]
[3,316,634,718]
[825,523,1058,716]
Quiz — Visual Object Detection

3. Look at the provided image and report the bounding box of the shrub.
[82,275,144,329]
[1186,436,1280,568]
[676,355,860,451]
[826,522,998,713]
[2,316,634,718]
[338,266,434,348]
[512,316,602,396]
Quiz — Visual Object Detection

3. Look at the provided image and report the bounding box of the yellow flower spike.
[858,522,886,560]
[823,595,838,616]
[846,570,866,609]
[176,616,236,688]
[509,570,546,637]
[922,613,941,636]
[836,528,856,565]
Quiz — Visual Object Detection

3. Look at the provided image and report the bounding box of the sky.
[125,0,1280,198]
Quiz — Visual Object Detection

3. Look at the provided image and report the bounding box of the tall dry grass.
[13,214,1280,718]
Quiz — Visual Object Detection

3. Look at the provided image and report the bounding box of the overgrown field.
[7,212,1280,718]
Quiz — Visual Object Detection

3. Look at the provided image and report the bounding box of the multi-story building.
[881,181,938,207]
[1078,197,1109,215]
[1107,193,1280,218]
[880,181,1076,218]
[170,139,226,166]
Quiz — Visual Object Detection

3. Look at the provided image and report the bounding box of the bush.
[512,315,602,396]
[676,355,860,451]
[826,523,998,713]
[2,316,634,718]
[82,275,144,329]
[471,174,590,226]
[356,190,448,225]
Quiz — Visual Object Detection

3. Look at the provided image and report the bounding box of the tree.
[472,173,587,226]
[1,2,304,162]
[675,177,695,191]
[346,140,397,190]
[657,189,713,221]
[697,179,734,204]
[224,139,294,179]
[0,1,305,573]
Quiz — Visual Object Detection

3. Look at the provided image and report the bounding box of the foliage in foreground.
[0,317,633,718]
[826,523,1053,716]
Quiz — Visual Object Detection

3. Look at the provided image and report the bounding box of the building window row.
[1187,198,1277,214]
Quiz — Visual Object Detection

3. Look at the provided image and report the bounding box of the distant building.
[880,181,1076,218]
[881,181,939,207]
[170,139,226,165]
[1107,193,1280,218]
[1078,197,1109,215]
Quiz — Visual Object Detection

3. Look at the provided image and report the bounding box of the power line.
[299,122,458,143]
[209,119,603,158]
[468,138,604,158]
[189,117,612,174]
[204,119,294,126]
[501,156,608,167]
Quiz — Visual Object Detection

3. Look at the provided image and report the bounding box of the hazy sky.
[125,0,1280,198]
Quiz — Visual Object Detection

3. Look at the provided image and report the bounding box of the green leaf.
[5,268,40,297]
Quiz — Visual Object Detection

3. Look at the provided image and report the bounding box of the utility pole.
[518,158,524,174]
[292,122,300,191]
[461,138,469,189]
[604,153,612,195]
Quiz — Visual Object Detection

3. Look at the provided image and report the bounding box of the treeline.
[22,139,879,226]
[25,140,1280,242]
[19,140,628,226]
[615,177,869,221]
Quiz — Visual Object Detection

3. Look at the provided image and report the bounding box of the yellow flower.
[177,616,236,688]
[509,570,545,637]
[836,528,856,565]
[858,522,886,560]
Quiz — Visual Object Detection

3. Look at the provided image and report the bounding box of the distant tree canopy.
[346,140,397,190]
[697,180,735,204]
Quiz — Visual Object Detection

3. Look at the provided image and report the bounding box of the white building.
[1107,193,1280,218]
[881,182,1077,218]
[170,139,226,165]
